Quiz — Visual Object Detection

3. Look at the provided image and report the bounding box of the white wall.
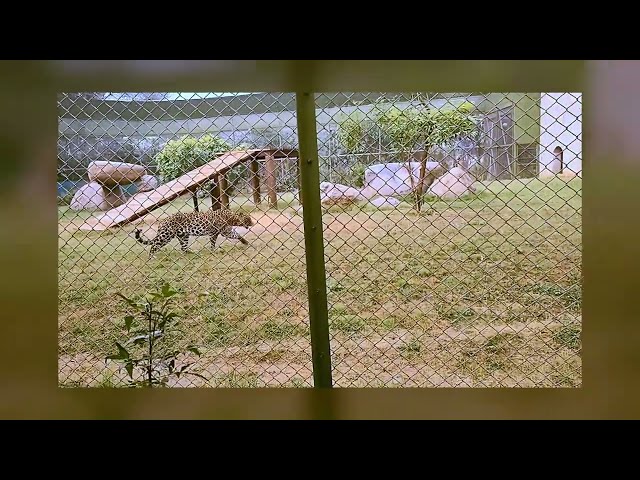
[539,93,582,177]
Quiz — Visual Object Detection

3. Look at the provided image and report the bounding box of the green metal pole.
[296,91,333,389]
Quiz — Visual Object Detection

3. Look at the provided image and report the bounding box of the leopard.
[134,208,255,257]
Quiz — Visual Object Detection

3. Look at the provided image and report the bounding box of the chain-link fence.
[58,91,582,388]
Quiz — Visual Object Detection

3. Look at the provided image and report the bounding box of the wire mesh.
[316,92,582,387]
[57,91,582,388]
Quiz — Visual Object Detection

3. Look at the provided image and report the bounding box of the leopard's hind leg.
[148,230,175,257]
[209,230,220,250]
[177,231,192,253]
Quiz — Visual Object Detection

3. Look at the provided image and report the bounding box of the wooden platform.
[78,148,297,231]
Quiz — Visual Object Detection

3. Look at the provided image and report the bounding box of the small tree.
[337,111,365,154]
[377,100,477,211]
[335,111,373,187]
[105,282,207,388]
[337,99,478,212]
[155,134,232,211]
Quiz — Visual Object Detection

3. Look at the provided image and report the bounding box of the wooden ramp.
[79,149,273,232]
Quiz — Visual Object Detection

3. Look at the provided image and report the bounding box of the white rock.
[136,174,159,192]
[88,161,146,186]
[319,182,365,200]
[364,161,445,196]
[427,167,477,199]
[70,182,126,211]
[369,196,402,208]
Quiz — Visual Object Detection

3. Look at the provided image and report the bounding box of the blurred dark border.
[1,59,638,420]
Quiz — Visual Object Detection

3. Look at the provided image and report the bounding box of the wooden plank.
[78,149,261,231]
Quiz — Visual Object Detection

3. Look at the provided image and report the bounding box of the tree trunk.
[402,154,415,199]
[415,146,432,212]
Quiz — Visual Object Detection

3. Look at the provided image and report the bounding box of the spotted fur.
[134,208,254,256]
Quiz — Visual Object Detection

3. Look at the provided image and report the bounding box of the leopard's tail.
[134,229,154,245]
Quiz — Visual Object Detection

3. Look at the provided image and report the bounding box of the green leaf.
[185,372,208,381]
[186,346,201,356]
[106,342,130,361]
[124,315,134,332]
[125,361,134,379]
[162,350,180,360]
[162,285,179,298]
[116,293,139,309]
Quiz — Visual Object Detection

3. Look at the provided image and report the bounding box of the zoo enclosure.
[58,91,583,388]
[58,92,569,199]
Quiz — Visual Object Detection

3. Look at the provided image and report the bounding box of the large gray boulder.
[369,196,402,208]
[88,161,146,186]
[319,182,365,204]
[363,161,445,197]
[427,167,477,199]
[70,182,126,211]
[136,174,159,192]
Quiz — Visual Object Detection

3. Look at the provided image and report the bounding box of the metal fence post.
[296,91,333,388]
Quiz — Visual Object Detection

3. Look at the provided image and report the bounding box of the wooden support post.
[209,174,222,211]
[265,152,278,209]
[250,158,261,206]
[192,192,199,212]
[219,171,229,208]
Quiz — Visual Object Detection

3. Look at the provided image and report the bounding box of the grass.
[330,314,367,334]
[553,323,582,352]
[59,176,582,388]
[456,332,521,378]
[399,338,422,359]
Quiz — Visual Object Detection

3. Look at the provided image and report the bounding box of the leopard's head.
[232,210,255,228]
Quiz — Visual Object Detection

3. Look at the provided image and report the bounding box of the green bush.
[346,161,368,188]
[155,134,232,182]
[337,111,365,153]
[105,282,207,388]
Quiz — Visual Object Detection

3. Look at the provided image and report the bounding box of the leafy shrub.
[105,282,207,388]
[343,161,367,188]
[155,134,232,182]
